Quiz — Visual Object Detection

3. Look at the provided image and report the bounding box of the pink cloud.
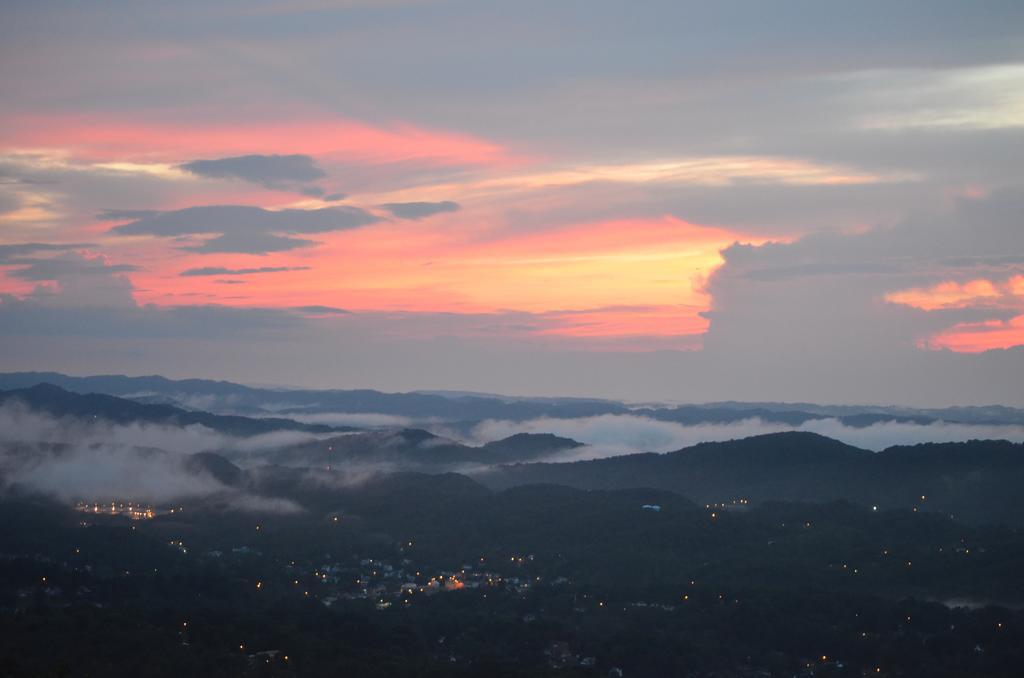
[926,315,1024,353]
[2,114,519,168]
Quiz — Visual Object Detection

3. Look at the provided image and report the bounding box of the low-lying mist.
[0,401,323,455]
[465,414,1024,460]
[0,402,313,512]
[282,412,418,429]
[10,446,225,505]
[9,397,1024,510]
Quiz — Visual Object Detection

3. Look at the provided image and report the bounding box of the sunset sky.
[1,0,1023,405]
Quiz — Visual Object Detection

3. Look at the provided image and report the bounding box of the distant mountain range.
[0,383,584,467]
[3,371,1024,426]
[2,378,1023,526]
[176,430,1024,526]
[0,383,351,438]
[248,429,583,469]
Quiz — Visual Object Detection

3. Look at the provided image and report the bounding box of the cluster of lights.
[704,498,750,509]
[74,501,157,520]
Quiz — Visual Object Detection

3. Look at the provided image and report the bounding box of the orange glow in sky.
[885,279,1005,311]
[926,315,1024,352]
[2,105,1018,357]
[120,215,739,348]
[2,115,518,167]
[887,276,1024,351]
[0,107,751,351]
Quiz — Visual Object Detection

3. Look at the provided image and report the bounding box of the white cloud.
[849,64,1024,131]
[0,402,321,508]
[9,445,224,505]
[469,414,1024,459]
[282,412,417,428]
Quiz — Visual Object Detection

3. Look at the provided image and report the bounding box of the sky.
[1,0,1023,406]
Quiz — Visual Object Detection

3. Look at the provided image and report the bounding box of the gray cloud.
[0,188,21,215]
[181,265,311,277]
[111,205,377,236]
[4,2,1023,182]
[0,242,94,263]
[6,256,139,281]
[380,201,460,220]
[291,305,351,315]
[109,205,380,254]
[0,297,305,340]
[708,187,1024,292]
[180,154,327,194]
[182,232,317,254]
[96,209,162,222]
[685,187,1024,403]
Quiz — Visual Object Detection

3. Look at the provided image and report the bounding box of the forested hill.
[478,432,1024,525]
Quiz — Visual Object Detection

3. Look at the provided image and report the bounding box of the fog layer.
[468,415,1024,459]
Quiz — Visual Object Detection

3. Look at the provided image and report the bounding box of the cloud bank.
[380,201,460,219]
[468,414,1024,460]
[180,265,311,277]
[180,153,329,197]
[0,402,320,509]
[108,205,380,254]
